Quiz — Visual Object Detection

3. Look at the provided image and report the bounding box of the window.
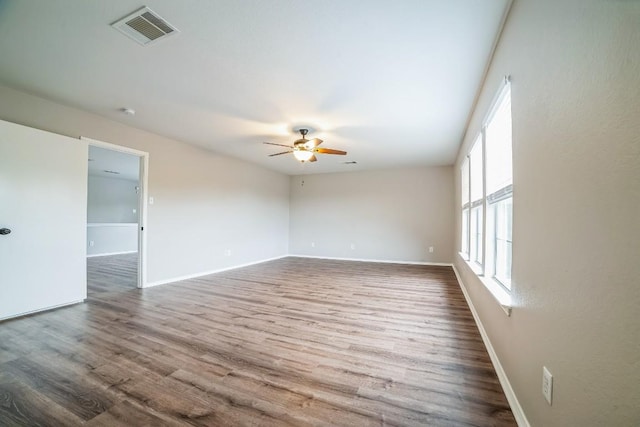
[469,136,483,268]
[461,158,469,258]
[460,78,513,291]
[493,197,512,285]
[485,83,513,289]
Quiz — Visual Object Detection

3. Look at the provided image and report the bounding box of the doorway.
[83,137,148,292]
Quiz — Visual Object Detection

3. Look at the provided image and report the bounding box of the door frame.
[82,136,149,288]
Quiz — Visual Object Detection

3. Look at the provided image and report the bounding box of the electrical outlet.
[542,366,553,405]
[89,240,94,247]
[311,242,315,248]
[350,243,356,250]
[429,246,434,253]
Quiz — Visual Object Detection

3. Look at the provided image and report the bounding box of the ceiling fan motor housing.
[294,129,310,147]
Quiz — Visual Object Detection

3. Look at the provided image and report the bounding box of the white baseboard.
[144,254,289,288]
[289,254,453,267]
[0,299,85,322]
[452,264,530,427]
[87,250,138,258]
[144,255,450,289]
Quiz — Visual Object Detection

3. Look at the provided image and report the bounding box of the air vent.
[111,6,178,46]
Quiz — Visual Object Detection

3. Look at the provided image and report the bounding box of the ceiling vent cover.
[111,6,178,46]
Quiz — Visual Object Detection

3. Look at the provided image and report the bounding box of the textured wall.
[290,167,454,264]
[454,0,640,425]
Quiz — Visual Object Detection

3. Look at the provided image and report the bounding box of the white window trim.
[480,268,512,315]
[457,253,512,316]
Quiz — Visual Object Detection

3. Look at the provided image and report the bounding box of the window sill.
[479,275,512,316]
[458,253,512,316]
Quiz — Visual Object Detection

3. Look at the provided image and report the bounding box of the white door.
[0,119,87,320]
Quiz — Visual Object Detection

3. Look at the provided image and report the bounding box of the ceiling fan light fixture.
[293,149,314,162]
[264,128,345,163]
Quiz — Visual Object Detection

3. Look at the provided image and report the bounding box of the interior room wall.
[289,166,454,264]
[87,175,139,223]
[86,175,139,256]
[453,0,640,425]
[0,84,290,286]
[86,224,138,257]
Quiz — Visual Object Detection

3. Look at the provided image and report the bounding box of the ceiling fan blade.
[314,148,347,155]
[269,151,293,157]
[305,138,323,149]
[308,154,318,162]
[264,142,293,148]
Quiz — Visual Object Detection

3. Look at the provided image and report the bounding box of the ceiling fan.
[264,129,347,162]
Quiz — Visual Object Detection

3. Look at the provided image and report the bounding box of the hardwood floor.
[87,253,138,295]
[0,257,516,426]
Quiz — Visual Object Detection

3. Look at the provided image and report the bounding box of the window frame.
[468,135,484,270]
[459,76,514,302]
[484,80,513,291]
[491,194,512,287]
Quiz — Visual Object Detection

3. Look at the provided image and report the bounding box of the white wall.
[87,224,137,257]
[289,167,454,264]
[87,175,139,256]
[454,0,640,425]
[0,85,290,286]
[87,175,139,223]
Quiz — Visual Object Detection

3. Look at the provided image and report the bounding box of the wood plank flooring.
[0,257,516,426]
[87,253,138,295]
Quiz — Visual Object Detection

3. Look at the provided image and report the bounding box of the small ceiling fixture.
[121,107,136,116]
[264,129,347,163]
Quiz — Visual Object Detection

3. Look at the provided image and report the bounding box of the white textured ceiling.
[0,0,509,175]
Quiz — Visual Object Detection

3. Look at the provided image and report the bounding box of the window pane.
[461,208,469,255]
[486,87,512,195]
[474,206,483,264]
[461,158,469,207]
[494,197,512,288]
[469,206,483,266]
[485,82,513,290]
[469,136,483,203]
